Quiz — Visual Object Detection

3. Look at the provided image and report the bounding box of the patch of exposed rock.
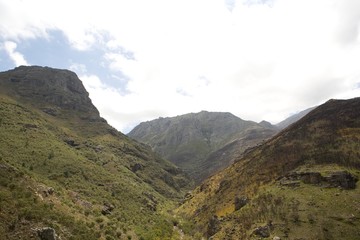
[0,66,103,121]
[252,221,273,238]
[279,170,357,189]
[207,215,221,238]
[36,227,58,240]
[234,196,248,211]
[101,202,115,215]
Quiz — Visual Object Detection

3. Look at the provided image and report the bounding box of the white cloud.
[1,0,360,132]
[3,41,28,66]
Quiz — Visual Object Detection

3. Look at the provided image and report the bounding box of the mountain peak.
[0,65,101,121]
[128,111,278,183]
[258,120,275,129]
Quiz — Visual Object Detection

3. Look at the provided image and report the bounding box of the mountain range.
[1,66,359,240]
[127,104,316,184]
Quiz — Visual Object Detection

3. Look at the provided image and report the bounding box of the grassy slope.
[0,93,189,239]
[176,98,360,239]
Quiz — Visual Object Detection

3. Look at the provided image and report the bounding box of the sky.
[1,0,360,133]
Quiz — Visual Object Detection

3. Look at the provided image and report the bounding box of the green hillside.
[177,98,360,239]
[0,66,191,240]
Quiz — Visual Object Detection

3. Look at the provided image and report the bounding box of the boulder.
[36,227,58,240]
[64,139,79,147]
[41,108,58,116]
[131,163,143,172]
[252,225,270,238]
[47,187,54,195]
[142,192,158,211]
[252,221,273,238]
[146,201,157,211]
[207,215,220,237]
[216,180,231,193]
[101,202,115,215]
[234,196,248,211]
[184,191,193,201]
[38,185,55,197]
[325,171,358,189]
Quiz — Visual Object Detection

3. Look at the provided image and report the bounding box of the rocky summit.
[0,66,100,118]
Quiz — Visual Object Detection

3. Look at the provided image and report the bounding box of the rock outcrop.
[234,196,248,211]
[252,224,271,238]
[101,202,115,215]
[207,215,220,238]
[325,171,358,189]
[279,171,358,189]
[0,66,104,122]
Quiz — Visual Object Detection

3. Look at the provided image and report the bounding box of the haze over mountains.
[0,66,359,240]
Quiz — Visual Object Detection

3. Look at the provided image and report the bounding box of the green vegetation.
[0,66,192,239]
[0,97,189,239]
[1,66,360,239]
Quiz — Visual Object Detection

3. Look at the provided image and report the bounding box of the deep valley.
[0,66,359,240]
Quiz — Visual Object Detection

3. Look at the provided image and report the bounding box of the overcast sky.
[1,0,360,133]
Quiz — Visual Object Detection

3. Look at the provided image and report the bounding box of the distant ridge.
[276,106,316,129]
[128,111,278,183]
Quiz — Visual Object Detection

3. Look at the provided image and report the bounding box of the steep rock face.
[0,66,98,113]
[177,98,360,239]
[128,111,278,183]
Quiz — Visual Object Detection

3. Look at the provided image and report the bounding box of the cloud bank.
[1,0,360,132]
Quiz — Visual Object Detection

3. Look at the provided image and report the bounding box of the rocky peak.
[0,66,100,118]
